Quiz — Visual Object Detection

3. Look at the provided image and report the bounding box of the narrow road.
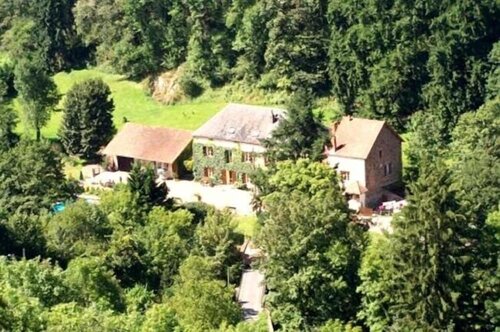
[237,241,266,321]
[238,269,265,320]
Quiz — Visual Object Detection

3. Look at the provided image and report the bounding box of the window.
[242,173,249,184]
[384,163,393,176]
[263,154,270,165]
[225,150,232,163]
[379,150,383,159]
[203,167,214,177]
[203,146,214,157]
[242,152,254,163]
[340,171,350,181]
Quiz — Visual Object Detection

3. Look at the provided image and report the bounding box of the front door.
[220,170,228,184]
[229,170,237,184]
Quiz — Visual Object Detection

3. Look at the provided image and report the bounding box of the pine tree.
[60,78,115,160]
[388,163,466,330]
[128,163,169,209]
[263,90,331,162]
[0,82,18,152]
[264,0,329,91]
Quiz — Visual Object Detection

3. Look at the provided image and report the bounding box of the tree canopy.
[60,78,115,160]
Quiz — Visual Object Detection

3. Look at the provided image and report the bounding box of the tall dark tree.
[404,110,448,184]
[486,41,500,99]
[263,0,329,91]
[263,90,331,162]
[1,0,82,71]
[185,0,234,85]
[128,163,170,209]
[448,98,500,329]
[228,0,270,81]
[386,163,467,330]
[14,60,59,141]
[60,78,115,160]
[0,80,18,152]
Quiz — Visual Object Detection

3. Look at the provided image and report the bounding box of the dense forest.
[0,0,499,331]
[0,0,498,130]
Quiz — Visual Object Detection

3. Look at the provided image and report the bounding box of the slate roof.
[102,123,192,164]
[193,103,286,145]
[328,117,402,159]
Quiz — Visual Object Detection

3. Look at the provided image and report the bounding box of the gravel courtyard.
[166,180,254,215]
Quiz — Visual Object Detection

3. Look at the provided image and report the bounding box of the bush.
[179,75,204,98]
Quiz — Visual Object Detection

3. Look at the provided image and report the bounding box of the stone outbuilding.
[325,116,403,207]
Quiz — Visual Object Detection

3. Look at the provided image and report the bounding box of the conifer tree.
[263,90,330,162]
[388,163,466,330]
[60,78,115,160]
[128,163,169,209]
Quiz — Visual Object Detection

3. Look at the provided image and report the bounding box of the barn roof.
[102,123,192,164]
[193,103,286,145]
[329,117,402,159]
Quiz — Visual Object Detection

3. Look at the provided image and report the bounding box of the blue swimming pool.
[52,202,66,213]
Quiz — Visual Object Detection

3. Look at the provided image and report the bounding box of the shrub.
[179,75,204,98]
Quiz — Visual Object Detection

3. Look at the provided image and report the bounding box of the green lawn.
[17,69,225,139]
[234,215,260,238]
[15,68,343,140]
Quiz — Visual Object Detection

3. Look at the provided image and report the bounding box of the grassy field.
[17,69,226,139]
[15,68,342,140]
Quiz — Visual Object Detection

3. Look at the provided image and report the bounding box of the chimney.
[332,120,340,152]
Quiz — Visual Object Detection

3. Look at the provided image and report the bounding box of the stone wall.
[364,125,402,205]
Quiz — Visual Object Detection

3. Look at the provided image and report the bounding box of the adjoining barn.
[102,123,192,179]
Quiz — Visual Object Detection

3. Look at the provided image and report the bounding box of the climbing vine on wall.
[192,142,259,184]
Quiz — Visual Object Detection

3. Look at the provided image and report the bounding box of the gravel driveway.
[166,180,254,215]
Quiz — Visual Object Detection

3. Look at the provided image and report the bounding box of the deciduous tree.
[14,60,59,141]
[169,255,241,331]
[257,159,366,329]
[0,141,78,215]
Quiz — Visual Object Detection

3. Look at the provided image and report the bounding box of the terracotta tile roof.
[328,117,402,159]
[193,103,286,145]
[102,123,192,164]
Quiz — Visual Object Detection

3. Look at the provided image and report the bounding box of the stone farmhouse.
[192,103,285,185]
[102,123,192,179]
[325,116,403,207]
[101,105,402,208]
